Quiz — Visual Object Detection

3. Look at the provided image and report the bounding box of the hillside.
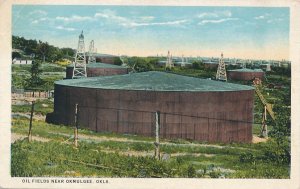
[12,35,75,62]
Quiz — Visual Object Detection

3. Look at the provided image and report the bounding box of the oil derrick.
[181,55,185,67]
[88,40,96,64]
[165,51,174,69]
[72,31,87,79]
[253,80,276,138]
[216,53,227,81]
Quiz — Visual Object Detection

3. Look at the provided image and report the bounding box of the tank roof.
[67,63,127,69]
[56,71,253,92]
[228,68,264,72]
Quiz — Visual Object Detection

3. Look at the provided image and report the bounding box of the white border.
[0,0,299,188]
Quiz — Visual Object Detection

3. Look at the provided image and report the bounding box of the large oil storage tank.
[95,53,118,65]
[66,63,128,79]
[227,68,265,81]
[46,71,254,143]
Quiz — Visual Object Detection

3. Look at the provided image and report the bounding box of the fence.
[12,90,54,99]
[75,105,252,143]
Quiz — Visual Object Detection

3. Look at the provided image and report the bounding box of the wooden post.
[74,104,79,147]
[261,105,268,138]
[28,101,35,142]
[154,111,160,159]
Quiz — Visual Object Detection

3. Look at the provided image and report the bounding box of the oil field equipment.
[216,53,227,81]
[165,51,174,69]
[72,31,87,79]
[253,80,275,137]
[88,40,96,64]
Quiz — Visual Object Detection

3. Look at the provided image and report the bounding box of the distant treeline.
[12,35,75,62]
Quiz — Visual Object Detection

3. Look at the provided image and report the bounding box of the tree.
[61,48,75,59]
[192,61,204,70]
[26,60,43,90]
[113,57,123,65]
[37,41,50,62]
[128,57,154,72]
[12,52,22,59]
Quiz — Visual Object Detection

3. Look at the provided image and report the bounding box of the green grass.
[11,138,290,178]
[12,99,54,116]
[11,117,290,178]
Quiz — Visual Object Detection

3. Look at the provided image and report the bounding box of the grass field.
[11,116,290,178]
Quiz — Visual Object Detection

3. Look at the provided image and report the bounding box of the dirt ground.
[252,135,268,143]
[11,133,50,143]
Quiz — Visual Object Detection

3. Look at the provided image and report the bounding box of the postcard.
[0,0,299,188]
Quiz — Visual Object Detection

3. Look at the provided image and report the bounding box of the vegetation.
[12,99,53,116]
[12,62,65,91]
[25,60,43,90]
[12,36,75,63]
[11,118,290,178]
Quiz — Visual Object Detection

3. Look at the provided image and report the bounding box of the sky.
[12,5,290,60]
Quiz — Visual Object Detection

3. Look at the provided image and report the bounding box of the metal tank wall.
[95,57,115,64]
[47,84,254,143]
[227,71,265,81]
[65,66,128,79]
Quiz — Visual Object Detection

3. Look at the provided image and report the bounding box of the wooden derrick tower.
[253,80,276,138]
[165,51,174,69]
[216,53,227,81]
[88,40,96,64]
[72,31,87,79]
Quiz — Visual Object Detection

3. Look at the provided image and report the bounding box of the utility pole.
[154,111,160,159]
[28,101,35,142]
[216,53,227,81]
[72,31,87,78]
[74,104,79,147]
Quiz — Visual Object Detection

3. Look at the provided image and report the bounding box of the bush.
[239,152,255,163]
[262,138,290,165]
[187,165,196,177]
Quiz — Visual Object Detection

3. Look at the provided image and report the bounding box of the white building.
[12,58,32,65]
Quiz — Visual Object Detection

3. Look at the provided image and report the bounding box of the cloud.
[198,10,232,19]
[31,17,49,24]
[56,15,94,22]
[254,13,271,20]
[55,26,76,31]
[94,10,127,23]
[267,18,284,23]
[95,10,186,28]
[254,15,265,20]
[198,18,238,25]
[126,19,188,27]
[29,10,47,16]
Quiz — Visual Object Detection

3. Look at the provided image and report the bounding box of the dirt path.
[12,112,46,121]
[48,131,256,151]
[11,133,50,143]
[98,149,215,158]
[11,133,216,158]
[252,135,268,143]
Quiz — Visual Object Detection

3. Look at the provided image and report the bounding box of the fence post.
[28,101,35,142]
[74,104,79,147]
[154,111,160,159]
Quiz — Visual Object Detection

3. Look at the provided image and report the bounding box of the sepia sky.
[12,5,289,60]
